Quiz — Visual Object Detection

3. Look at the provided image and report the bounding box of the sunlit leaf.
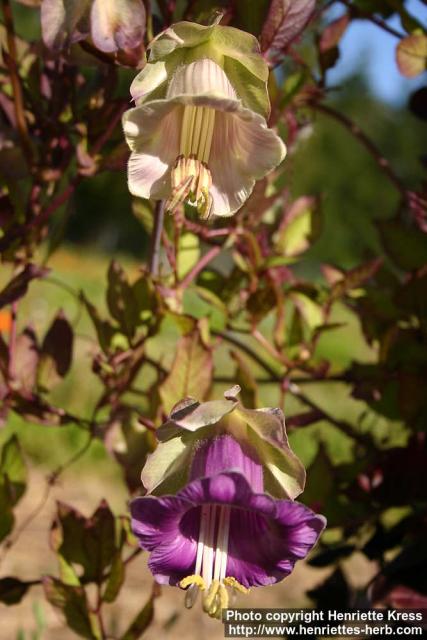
[396,34,427,78]
[159,330,212,412]
[260,0,315,61]
[43,577,99,640]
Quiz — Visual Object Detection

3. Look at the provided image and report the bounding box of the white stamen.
[195,504,209,577]
[213,505,230,582]
[202,505,217,587]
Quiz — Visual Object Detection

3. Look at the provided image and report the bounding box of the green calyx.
[131,18,271,118]
[140,386,306,500]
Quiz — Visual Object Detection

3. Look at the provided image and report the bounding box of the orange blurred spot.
[0,310,12,333]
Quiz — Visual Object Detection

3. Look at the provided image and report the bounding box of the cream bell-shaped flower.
[122,57,286,218]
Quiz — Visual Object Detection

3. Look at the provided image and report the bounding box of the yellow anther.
[179,574,206,591]
[202,580,221,616]
[165,175,193,214]
[224,577,250,594]
[218,583,229,614]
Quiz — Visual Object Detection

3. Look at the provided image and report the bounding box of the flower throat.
[165,105,215,219]
[180,503,249,618]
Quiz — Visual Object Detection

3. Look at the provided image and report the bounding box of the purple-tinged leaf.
[0,577,30,606]
[38,311,74,389]
[260,0,315,62]
[0,265,48,309]
[329,258,383,301]
[13,327,39,393]
[319,14,349,52]
[106,261,139,339]
[9,393,68,426]
[396,34,427,78]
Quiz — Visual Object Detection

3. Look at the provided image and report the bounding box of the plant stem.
[337,0,405,39]
[1,0,33,165]
[179,245,221,290]
[214,329,372,447]
[149,201,165,276]
[7,300,17,380]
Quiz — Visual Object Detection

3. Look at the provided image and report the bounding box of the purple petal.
[227,498,326,588]
[131,466,326,589]
[131,495,199,585]
[190,435,264,492]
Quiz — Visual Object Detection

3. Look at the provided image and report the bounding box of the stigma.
[165,105,215,219]
[179,504,250,618]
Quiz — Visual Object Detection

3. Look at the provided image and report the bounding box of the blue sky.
[326,0,427,105]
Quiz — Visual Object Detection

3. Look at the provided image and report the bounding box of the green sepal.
[135,20,271,117]
[140,387,305,499]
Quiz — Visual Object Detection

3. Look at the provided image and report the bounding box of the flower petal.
[226,497,325,588]
[132,470,325,589]
[131,494,198,585]
[123,101,181,199]
[275,501,327,559]
[209,108,285,217]
[190,435,264,492]
[167,58,236,101]
[90,0,146,53]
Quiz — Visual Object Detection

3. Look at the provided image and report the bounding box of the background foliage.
[1,0,427,638]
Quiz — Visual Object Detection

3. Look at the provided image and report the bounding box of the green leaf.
[113,412,154,492]
[0,435,27,508]
[0,577,30,605]
[106,261,139,338]
[290,291,324,330]
[378,219,427,271]
[121,595,154,640]
[80,293,115,353]
[159,330,212,412]
[103,553,125,603]
[177,232,200,280]
[43,577,98,640]
[132,198,154,233]
[231,351,259,409]
[51,500,116,583]
[329,258,382,301]
[58,554,81,587]
[276,196,320,258]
